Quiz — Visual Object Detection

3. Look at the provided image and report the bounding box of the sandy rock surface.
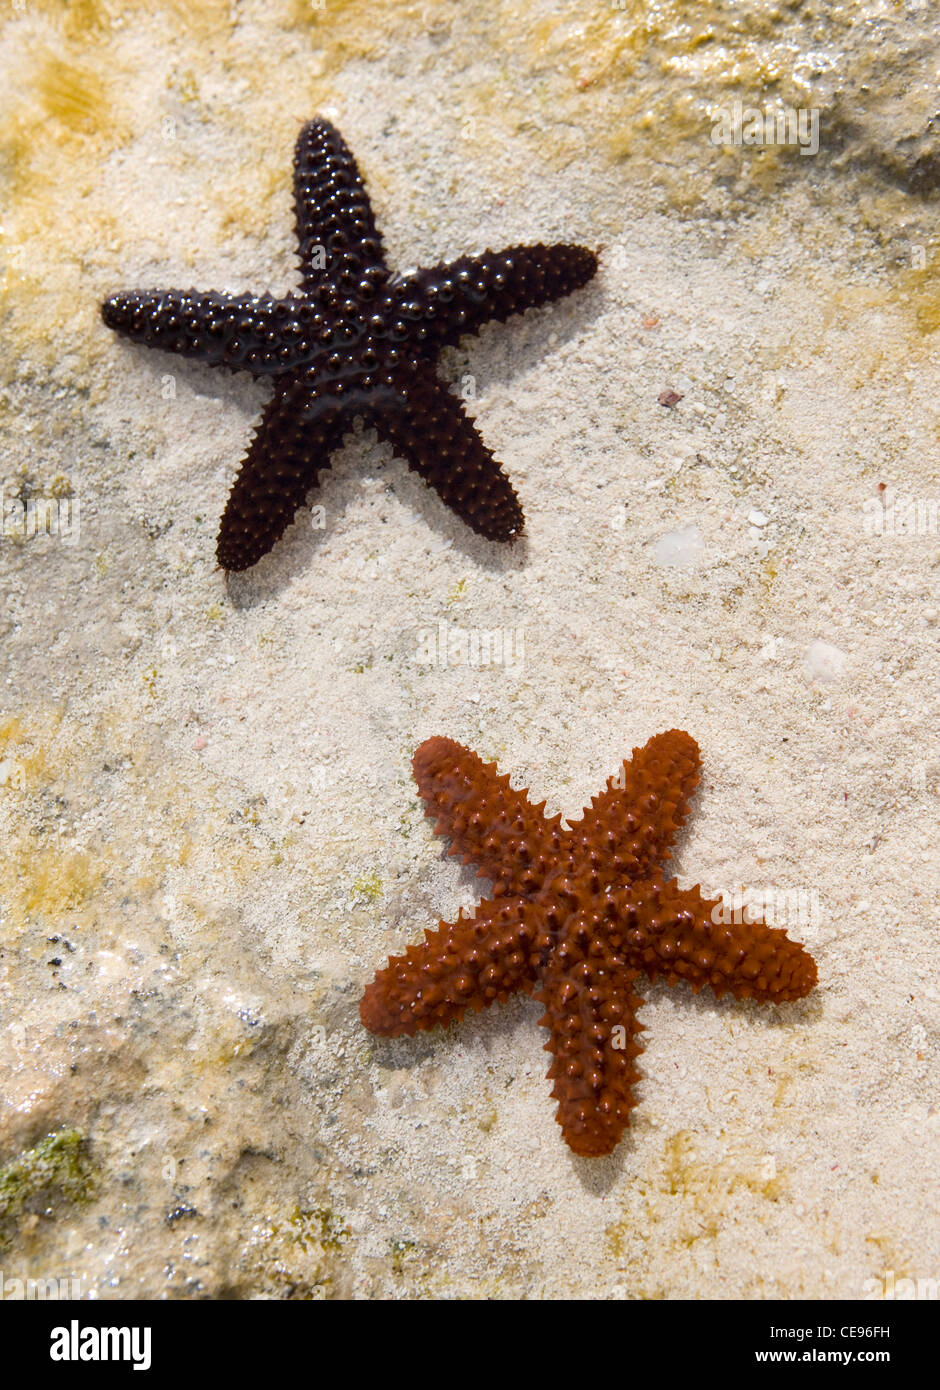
[0,0,937,1298]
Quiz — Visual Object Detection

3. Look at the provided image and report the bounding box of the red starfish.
[360,730,818,1157]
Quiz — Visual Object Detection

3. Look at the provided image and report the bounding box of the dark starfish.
[361,731,818,1157]
[101,119,598,571]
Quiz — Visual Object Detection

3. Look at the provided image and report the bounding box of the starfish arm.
[607,878,818,1003]
[370,365,524,541]
[534,909,646,1157]
[216,379,346,571]
[293,119,387,294]
[412,736,568,897]
[359,896,550,1037]
[566,729,703,879]
[101,289,305,374]
[389,243,597,350]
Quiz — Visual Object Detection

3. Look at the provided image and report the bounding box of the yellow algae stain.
[514,0,809,173]
[862,1233,924,1297]
[0,712,104,933]
[18,849,100,921]
[288,0,422,59]
[525,0,807,112]
[0,47,122,343]
[156,0,234,42]
[16,0,114,43]
[901,245,940,336]
[914,293,940,335]
[758,553,778,593]
[777,263,940,370]
[21,0,233,45]
[217,162,287,242]
[0,715,27,746]
[33,53,110,135]
[662,1129,786,1206]
[606,1128,786,1265]
[0,6,224,347]
[531,3,658,92]
[0,713,54,789]
[0,712,153,924]
[2,48,117,202]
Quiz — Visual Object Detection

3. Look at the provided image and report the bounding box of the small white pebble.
[804,639,847,685]
[748,509,769,526]
[653,526,704,568]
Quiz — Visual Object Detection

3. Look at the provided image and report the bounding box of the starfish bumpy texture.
[101,119,598,571]
[361,731,818,1157]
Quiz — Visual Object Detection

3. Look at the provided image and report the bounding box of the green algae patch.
[290,1205,350,1254]
[388,1236,416,1274]
[350,872,382,904]
[0,1128,96,1248]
